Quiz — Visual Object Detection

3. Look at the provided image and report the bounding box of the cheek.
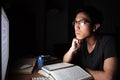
[80,27,91,38]
[82,27,91,36]
[74,23,92,39]
[76,27,91,39]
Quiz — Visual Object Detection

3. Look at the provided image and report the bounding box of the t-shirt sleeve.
[104,37,118,60]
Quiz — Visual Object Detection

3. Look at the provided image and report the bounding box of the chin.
[76,36,84,40]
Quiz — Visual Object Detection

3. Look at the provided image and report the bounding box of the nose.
[74,24,80,30]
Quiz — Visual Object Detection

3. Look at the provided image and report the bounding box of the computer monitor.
[1,7,9,80]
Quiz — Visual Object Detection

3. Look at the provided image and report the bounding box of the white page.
[50,66,92,80]
[43,62,74,71]
[38,70,55,80]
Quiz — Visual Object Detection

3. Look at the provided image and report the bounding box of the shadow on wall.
[53,43,71,59]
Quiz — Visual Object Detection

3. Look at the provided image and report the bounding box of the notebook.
[38,62,93,80]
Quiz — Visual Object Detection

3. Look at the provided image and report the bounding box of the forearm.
[63,38,82,62]
[63,48,76,62]
[86,69,113,80]
[86,57,118,80]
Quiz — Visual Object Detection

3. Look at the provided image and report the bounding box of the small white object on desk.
[31,77,50,80]
[15,58,36,74]
[20,64,32,69]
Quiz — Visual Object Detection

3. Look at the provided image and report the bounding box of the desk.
[7,64,42,80]
[7,58,62,80]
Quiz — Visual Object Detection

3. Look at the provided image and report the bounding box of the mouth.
[75,32,83,39]
[75,32,80,35]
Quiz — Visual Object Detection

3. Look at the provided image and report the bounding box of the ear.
[93,24,100,32]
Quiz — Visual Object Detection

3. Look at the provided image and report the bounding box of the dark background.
[2,0,120,63]
[1,0,120,80]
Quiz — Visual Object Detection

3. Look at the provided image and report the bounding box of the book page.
[43,62,74,71]
[38,70,55,80]
[50,66,92,80]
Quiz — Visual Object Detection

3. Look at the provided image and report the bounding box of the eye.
[79,20,86,26]
[72,19,91,26]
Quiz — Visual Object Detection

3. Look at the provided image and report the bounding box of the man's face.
[74,12,92,39]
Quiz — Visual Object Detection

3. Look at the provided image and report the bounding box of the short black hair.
[75,5,103,26]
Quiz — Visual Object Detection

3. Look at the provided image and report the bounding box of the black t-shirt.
[72,35,118,70]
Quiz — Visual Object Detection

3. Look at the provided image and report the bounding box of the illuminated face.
[74,12,92,39]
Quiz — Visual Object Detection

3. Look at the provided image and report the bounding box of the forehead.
[75,12,90,21]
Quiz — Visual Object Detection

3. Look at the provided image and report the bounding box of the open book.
[38,62,93,80]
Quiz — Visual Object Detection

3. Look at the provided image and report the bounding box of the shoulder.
[97,35,117,49]
[98,35,115,43]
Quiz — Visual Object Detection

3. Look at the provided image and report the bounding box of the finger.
[72,38,78,47]
[72,38,81,48]
[75,39,80,45]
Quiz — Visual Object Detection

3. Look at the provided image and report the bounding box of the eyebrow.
[75,19,91,22]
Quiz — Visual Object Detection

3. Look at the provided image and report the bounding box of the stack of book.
[38,62,93,80]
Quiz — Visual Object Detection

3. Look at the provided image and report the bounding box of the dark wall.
[2,0,120,59]
[3,0,37,59]
[45,0,68,54]
[83,0,120,34]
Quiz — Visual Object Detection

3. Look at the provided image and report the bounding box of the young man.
[63,6,118,80]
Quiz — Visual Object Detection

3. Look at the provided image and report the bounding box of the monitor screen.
[1,7,9,80]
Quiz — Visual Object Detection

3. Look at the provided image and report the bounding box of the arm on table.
[86,57,118,80]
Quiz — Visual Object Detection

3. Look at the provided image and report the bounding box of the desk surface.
[7,57,62,80]
[7,64,42,80]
